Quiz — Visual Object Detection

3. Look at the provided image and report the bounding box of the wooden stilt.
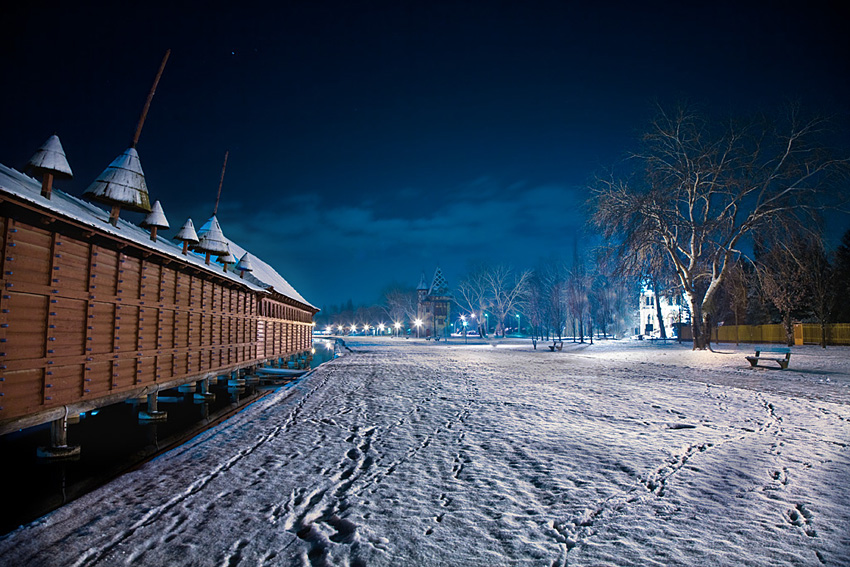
[139,392,167,421]
[40,172,54,200]
[109,204,121,226]
[36,414,81,459]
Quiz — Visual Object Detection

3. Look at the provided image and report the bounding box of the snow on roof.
[0,163,315,310]
[236,252,254,273]
[194,215,229,255]
[83,148,151,213]
[26,135,73,178]
[141,200,169,229]
[174,218,199,243]
[195,216,313,307]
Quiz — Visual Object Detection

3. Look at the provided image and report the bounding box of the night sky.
[2,1,848,309]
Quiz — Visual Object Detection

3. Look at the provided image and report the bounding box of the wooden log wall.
[0,210,314,426]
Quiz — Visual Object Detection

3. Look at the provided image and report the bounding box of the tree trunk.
[783,313,794,347]
[654,293,667,339]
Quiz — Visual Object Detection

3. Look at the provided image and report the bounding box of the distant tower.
[417,273,429,304]
[416,267,452,339]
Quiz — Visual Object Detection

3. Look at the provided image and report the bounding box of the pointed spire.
[417,272,428,291]
[429,266,449,295]
[194,215,229,264]
[217,244,237,273]
[26,134,73,200]
[173,218,199,254]
[141,200,169,241]
[236,252,254,278]
[83,147,152,225]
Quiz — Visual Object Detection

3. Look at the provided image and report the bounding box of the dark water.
[0,342,335,535]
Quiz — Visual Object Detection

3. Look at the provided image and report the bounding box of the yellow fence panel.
[711,323,850,346]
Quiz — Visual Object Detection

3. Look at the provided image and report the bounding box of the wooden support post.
[109,204,121,226]
[36,414,81,460]
[139,392,167,421]
[194,378,215,401]
[41,172,54,200]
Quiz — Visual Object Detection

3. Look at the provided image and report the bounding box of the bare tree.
[543,260,569,340]
[755,238,810,346]
[593,104,848,349]
[483,265,532,337]
[722,261,751,345]
[456,264,491,337]
[799,233,837,348]
[382,285,418,326]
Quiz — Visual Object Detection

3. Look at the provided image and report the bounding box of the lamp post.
[484,313,489,336]
[414,318,422,338]
[461,315,468,344]
[337,324,344,334]
[379,323,385,336]
[394,321,401,338]
[516,313,521,336]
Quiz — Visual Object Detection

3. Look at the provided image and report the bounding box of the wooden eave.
[0,193,256,295]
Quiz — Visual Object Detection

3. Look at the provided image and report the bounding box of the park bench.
[548,341,563,352]
[746,347,791,369]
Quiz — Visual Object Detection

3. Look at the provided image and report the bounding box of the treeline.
[315,226,850,345]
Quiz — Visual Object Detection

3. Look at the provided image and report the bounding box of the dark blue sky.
[2,1,848,308]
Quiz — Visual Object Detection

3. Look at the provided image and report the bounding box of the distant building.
[417,267,452,339]
[638,288,687,337]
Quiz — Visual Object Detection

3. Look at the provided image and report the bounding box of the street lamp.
[414,318,422,338]
[461,315,468,344]
[350,324,357,334]
[394,321,401,338]
[378,323,385,336]
[484,313,488,335]
[516,313,521,336]
[337,324,344,333]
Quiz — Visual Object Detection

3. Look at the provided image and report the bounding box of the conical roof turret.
[84,148,152,223]
[26,135,73,179]
[236,252,254,275]
[194,216,229,264]
[174,218,199,244]
[141,200,169,241]
[217,245,237,265]
[141,200,169,229]
[174,218,199,255]
[417,272,429,291]
[26,134,73,200]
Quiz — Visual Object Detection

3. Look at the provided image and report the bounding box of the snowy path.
[1,339,848,566]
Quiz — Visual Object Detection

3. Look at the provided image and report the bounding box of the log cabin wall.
[0,201,315,431]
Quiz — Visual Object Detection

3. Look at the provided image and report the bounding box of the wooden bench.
[746,347,791,369]
[548,341,563,352]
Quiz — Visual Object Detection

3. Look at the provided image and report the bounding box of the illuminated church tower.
[417,267,452,339]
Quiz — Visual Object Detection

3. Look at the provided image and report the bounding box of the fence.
[678,323,850,346]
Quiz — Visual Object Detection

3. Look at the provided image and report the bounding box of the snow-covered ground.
[2,338,848,566]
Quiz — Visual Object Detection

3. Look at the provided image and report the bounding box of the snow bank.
[1,339,847,566]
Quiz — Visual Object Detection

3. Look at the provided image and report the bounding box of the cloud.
[217,179,590,305]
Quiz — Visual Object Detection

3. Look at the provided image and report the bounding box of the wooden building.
[0,160,317,448]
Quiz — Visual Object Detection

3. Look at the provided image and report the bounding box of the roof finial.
[131,49,170,148]
[213,150,228,216]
